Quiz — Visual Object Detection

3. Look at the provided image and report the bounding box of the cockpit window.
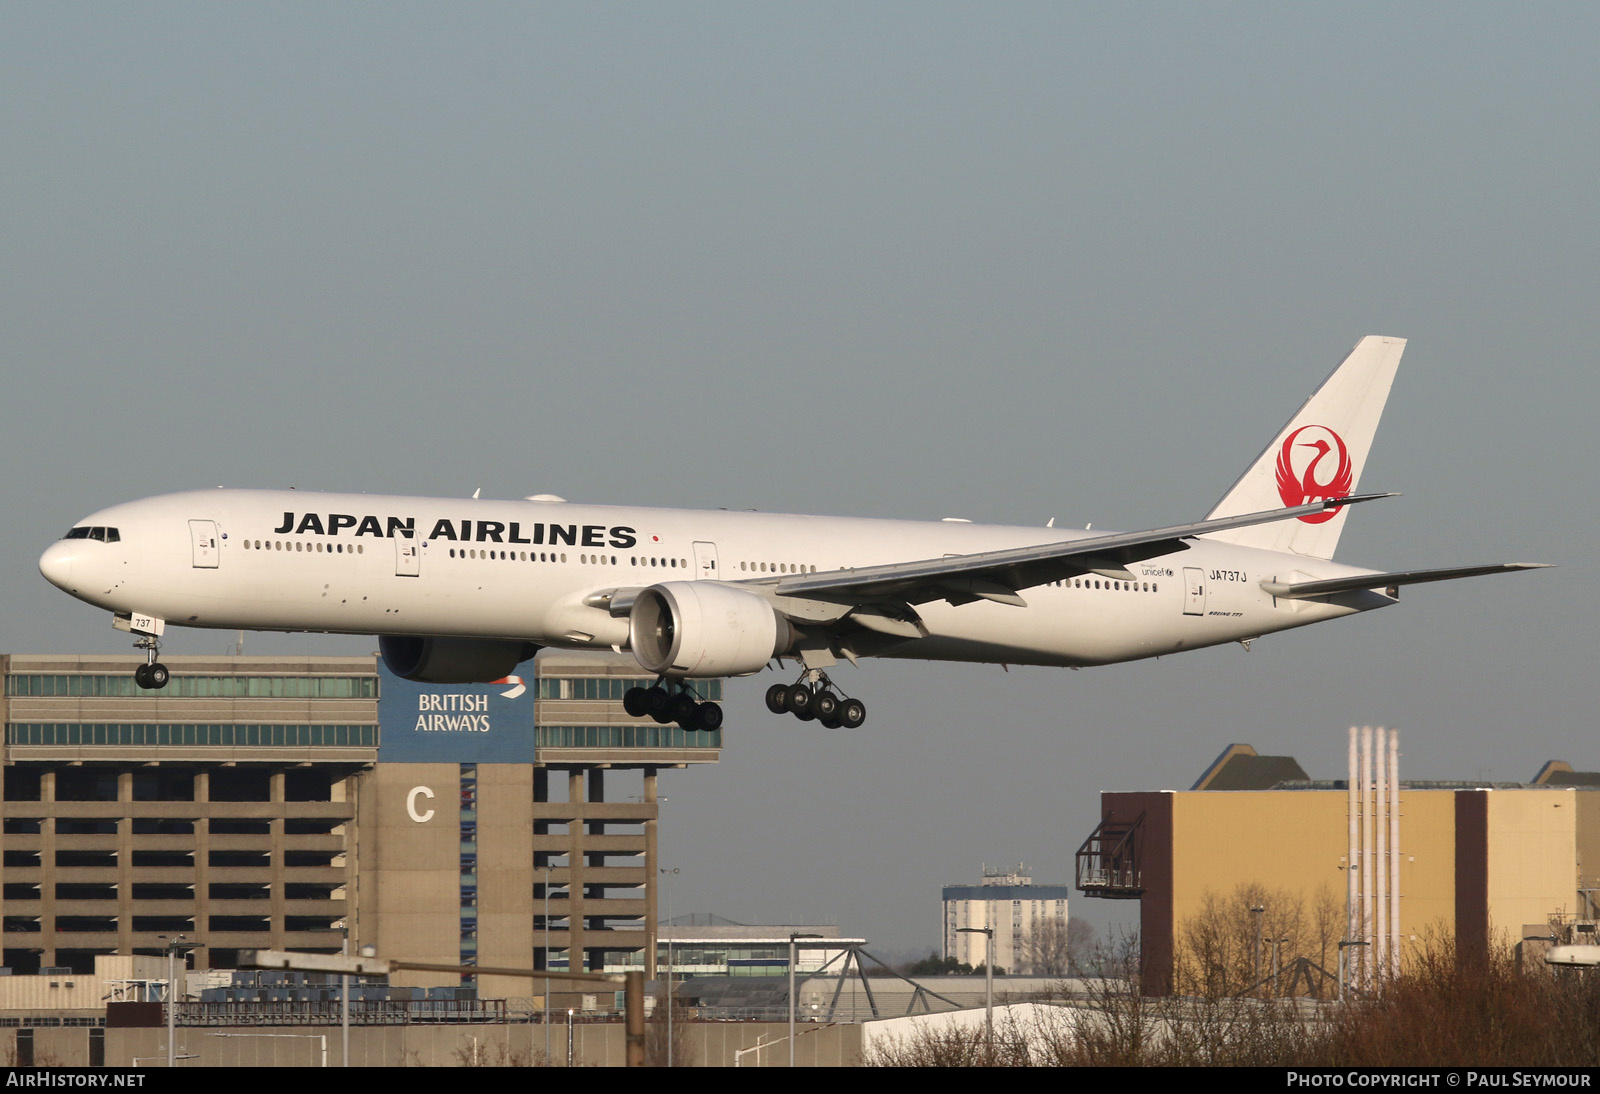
[64,526,118,542]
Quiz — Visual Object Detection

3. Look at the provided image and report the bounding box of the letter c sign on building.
[407,786,435,823]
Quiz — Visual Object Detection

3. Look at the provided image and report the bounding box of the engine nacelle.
[379,636,541,684]
[629,582,793,677]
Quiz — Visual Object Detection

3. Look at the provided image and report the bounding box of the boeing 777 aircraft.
[39,336,1544,731]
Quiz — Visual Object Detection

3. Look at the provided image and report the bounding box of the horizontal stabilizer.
[1259,562,1549,601]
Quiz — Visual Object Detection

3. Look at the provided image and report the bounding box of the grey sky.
[3,4,1593,951]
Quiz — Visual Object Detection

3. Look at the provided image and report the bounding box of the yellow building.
[1076,744,1597,994]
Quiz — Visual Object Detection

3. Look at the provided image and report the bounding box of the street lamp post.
[160,935,196,1068]
[339,923,350,1067]
[788,932,822,1067]
[659,866,679,1067]
[543,862,553,1062]
[1338,939,1369,1001]
[1251,904,1266,997]
[955,926,995,1059]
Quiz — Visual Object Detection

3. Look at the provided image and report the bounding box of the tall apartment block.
[941,863,1071,975]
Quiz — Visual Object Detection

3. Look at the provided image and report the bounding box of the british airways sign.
[376,663,540,763]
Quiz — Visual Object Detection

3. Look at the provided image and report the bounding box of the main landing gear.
[765,671,866,729]
[622,681,724,733]
[133,635,169,691]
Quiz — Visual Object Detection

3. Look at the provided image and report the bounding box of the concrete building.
[2,653,376,975]
[941,864,1071,975]
[1,650,720,1002]
[644,917,865,979]
[1076,742,1600,994]
[363,649,721,999]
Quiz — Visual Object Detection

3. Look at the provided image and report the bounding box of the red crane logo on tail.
[1275,425,1352,524]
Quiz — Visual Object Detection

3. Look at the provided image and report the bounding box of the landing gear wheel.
[840,698,866,729]
[646,686,673,723]
[134,664,152,690]
[670,693,700,728]
[623,687,649,718]
[787,684,816,721]
[693,702,724,732]
[147,663,169,689]
[765,683,791,714]
[814,691,839,720]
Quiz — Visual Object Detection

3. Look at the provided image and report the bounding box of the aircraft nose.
[39,541,76,592]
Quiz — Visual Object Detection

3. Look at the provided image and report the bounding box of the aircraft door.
[395,536,420,577]
[189,521,220,568]
[692,541,719,580]
[1183,567,1206,616]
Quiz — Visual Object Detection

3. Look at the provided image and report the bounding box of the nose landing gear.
[133,635,169,691]
[765,671,865,729]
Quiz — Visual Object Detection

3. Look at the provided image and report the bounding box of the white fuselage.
[39,488,1390,671]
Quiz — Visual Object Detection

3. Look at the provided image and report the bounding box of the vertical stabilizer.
[1204,335,1405,559]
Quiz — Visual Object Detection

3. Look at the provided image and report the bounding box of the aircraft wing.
[1258,562,1550,601]
[764,493,1395,608]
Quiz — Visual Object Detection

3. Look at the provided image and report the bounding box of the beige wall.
[1162,787,1592,973]
[0,1022,864,1067]
[1486,789,1578,937]
[1576,791,1600,902]
[1170,790,1349,926]
[1167,789,1461,970]
[358,763,463,989]
[477,765,535,1000]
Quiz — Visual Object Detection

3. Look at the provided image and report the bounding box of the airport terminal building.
[0,650,720,999]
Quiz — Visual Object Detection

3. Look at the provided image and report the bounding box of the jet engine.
[379,636,541,683]
[629,582,794,677]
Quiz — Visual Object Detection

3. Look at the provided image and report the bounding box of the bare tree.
[1023,917,1098,976]
[1175,882,1313,998]
[1067,917,1097,976]
[1023,919,1070,976]
[867,925,1600,1068]
[645,990,696,1067]
[450,1037,543,1067]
